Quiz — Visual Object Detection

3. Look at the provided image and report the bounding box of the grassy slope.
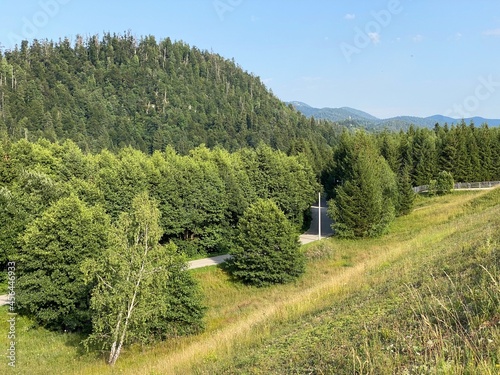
[0,189,498,374]
[194,190,500,374]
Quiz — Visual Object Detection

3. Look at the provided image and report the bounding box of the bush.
[435,171,454,195]
[228,199,305,286]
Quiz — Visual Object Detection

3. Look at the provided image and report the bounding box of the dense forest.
[0,139,318,263]
[0,33,337,168]
[324,123,500,195]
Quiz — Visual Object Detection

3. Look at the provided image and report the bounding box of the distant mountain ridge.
[287,101,500,129]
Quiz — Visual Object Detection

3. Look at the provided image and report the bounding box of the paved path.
[188,199,333,269]
[299,197,334,244]
[0,201,334,305]
[188,254,232,270]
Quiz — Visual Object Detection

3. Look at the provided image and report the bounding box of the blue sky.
[1,0,500,119]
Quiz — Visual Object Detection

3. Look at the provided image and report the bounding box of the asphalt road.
[0,201,334,305]
[299,197,334,244]
[188,254,232,270]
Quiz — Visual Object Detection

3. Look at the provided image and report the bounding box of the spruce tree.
[328,133,397,238]
[229,199,304,287]
[397,164,415,216]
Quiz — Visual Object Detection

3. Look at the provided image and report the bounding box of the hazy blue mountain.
[288,102,500,129]
[427,115,500,127]
[287,102,378,123]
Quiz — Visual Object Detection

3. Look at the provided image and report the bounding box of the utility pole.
[318,192,321,241]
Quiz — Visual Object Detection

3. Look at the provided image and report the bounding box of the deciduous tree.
[83,192,204,365]
[16,194,110,331]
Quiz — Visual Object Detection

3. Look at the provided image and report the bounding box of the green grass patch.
[0,189,498,374]
[190,190,500,374]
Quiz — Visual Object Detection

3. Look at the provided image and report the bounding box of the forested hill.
[0,33,338,154]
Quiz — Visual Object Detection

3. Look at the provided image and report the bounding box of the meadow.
[1,188,498,374]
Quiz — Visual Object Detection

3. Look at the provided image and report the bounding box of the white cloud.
[368,32,380,44]
[455,32,463,40]
[483,28,500,37]
[344,13,355,20]
[412,34,423,43]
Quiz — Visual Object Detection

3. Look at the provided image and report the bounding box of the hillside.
[288,102,500,130]
[0,34,338,154]
[2,188,497,374]
[196,192,499,374]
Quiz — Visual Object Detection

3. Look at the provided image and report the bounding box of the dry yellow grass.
[72,190,491,375]
[0,189,493,375]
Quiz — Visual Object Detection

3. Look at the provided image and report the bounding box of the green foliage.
[328,132,398,238]
[397,164,415,215]
[0,35,338,161]
[16,195,110,332]
[238,144,319,229]
[157,149,228,255]
[229,199,305,287]
[435,170,454,195]
[427,179,438,196]
[83,192,204,365]
[1,137,318,267]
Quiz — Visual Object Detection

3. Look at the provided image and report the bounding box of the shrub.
[228,199,305,286]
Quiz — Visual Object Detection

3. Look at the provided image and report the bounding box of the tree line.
[376,122,500,186]
[323,122,500,238]
[0,137,318,362]
[0,137,318,263]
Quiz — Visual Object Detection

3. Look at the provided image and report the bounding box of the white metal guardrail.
[413,181,500,193]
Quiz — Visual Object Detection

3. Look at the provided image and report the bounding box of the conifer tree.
[435,170,454,195]
[397,164,415,216]
[327,132,397,238]
[229,199,304,286]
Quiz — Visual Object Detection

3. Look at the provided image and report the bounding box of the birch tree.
[83,191,204,365]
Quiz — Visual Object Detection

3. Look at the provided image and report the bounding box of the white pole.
[318,192,321,241]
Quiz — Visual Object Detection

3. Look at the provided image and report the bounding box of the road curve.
[300,197,333,244]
